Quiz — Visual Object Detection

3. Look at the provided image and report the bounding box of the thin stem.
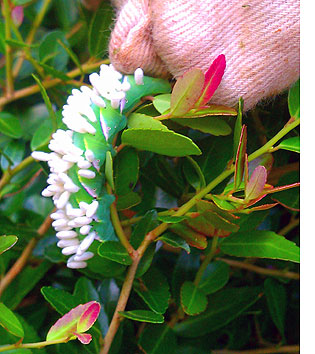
[101,256,141,354]
[0,156,35,195]
[106,185,135,256]
[212,344,299,354]
[0,213,52,297]
[217,258,300,280]
[13,0,52,78]
[0,338,69,352]
[248,118,300,162]
[3,0,14,96]
[194,235,219,286]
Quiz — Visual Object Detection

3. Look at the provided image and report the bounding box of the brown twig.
[0,59,109,108]
[100,256,141,354]
[212,344,299,354]
[0,213,52,297]
[217,258,299,280]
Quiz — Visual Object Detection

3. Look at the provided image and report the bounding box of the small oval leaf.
[98,241,133,265]
[0,303,24,338]
[119,310,164,323]
[180,281,208,316]
[170,68,205,116]
[0,235,18,254]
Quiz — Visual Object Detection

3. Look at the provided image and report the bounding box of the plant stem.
[106,185,135,256]
[0,213,52,297]
[0,59,109,108]
[248,118,300,162]
[0,156,35,195]
[0,338,69,352]
[217,258,300,280]
[13,0,52,78]
[101,256,141,354]
[194,235,219,286]
[212,344,299,354]
[2,0,14,96]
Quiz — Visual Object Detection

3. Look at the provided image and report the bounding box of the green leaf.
[2,261,51,309]
[122,128,201,157]
[114,146,139,196]
[105,150,114,189]
[174,287,261,337]
[0,112,23,139]
[157,215,187,224]
[0,303,24,338]
[119,310,164,324]
[98,241,133,265]
[88,2,114,58]
[41,287,81,315]
[139,324,177,354]
[124,76,171,112]
[5,39,35,48]
[133,268,170,314]
[116,191,141,210]
[177,105,237,118]
[30,119,53,151]
[199,261,230,295]
[157,232,190,253]
[130,210,157,248]
[264,279,286,337]
[32,74,57,131]
[170,68,205,117]
[136,243,156,278]
[182,156,206,191]
[153,94,171,114]
[0,235,18,255]
[128,113,168,131]
[173,116,232,136]
[220,231,300,263]
[180,281,208,316]
[39,31,69,71]
[278,136,300,153]
[170,223,208,250]
[1,140,25,170]
[288,79,300,119]
[172,252,200,305]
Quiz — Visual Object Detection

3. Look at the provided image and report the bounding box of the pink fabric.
[109,0,300,111]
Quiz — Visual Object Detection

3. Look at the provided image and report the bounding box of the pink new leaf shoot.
[195,54,226,107]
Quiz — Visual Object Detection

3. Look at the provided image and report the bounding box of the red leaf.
[196,54,226,106]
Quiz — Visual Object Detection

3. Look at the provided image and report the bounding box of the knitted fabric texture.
[109,0,300,111]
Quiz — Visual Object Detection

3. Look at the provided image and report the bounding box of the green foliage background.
[0,1,299,353]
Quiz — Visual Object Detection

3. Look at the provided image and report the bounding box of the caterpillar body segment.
[32,65,171,269]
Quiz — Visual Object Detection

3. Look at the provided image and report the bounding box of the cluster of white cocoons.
[32,65,144,269]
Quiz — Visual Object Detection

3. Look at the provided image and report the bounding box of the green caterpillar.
[32,64,171,269]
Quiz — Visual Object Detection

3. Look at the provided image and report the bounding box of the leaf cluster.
[0,1,299,354]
